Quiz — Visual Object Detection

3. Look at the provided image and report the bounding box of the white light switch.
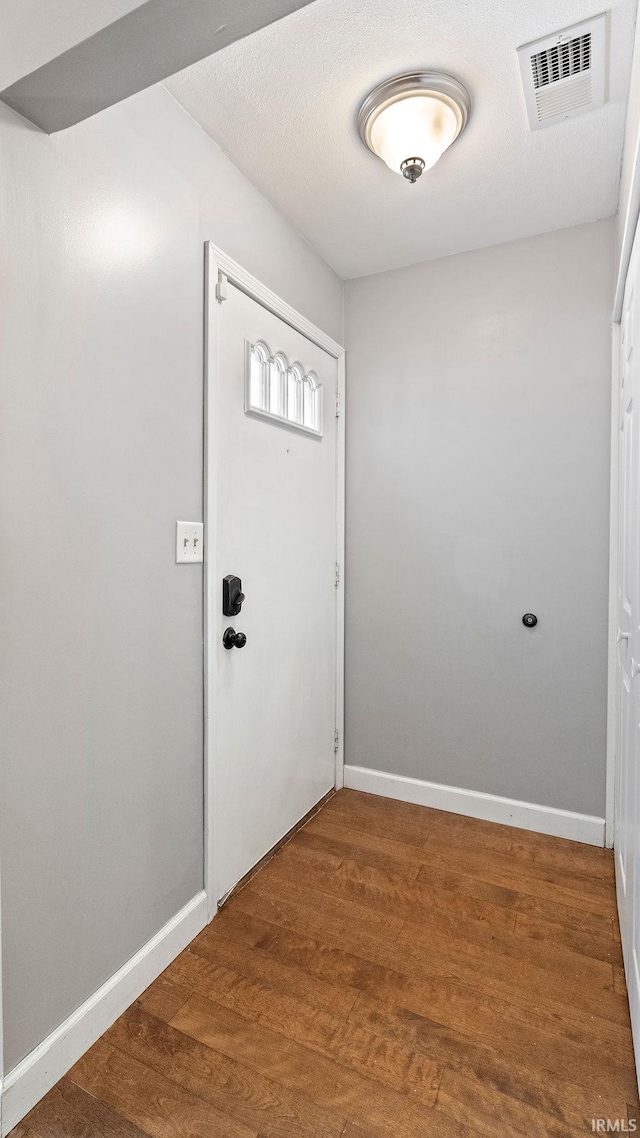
[176,521,204,563]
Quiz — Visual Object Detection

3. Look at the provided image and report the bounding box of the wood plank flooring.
[13,789,639,1137]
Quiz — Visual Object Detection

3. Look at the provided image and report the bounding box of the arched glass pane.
[303,373,319,430]
[250,345,263,409]
[249,342,271,411]
[270,354,287,417]
[287,364,304,424]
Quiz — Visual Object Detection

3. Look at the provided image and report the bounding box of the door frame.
[609,21,640,848]
[203,242,346,919]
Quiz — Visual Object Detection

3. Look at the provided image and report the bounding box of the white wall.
[345,219,614,818]
[0,84,342,1075]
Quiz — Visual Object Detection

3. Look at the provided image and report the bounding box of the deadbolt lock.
[223,574,245,617]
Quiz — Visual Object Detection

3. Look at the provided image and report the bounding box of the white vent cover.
[517,13,606,130]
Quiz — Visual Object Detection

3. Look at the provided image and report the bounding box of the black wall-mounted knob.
[223,627,247,650]
[522,613,538,628]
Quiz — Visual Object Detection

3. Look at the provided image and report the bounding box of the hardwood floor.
[13,789,639,1137]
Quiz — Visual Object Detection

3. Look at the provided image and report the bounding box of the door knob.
[223,627,247,650]
[618,629,631,643]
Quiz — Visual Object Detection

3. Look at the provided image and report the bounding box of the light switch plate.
[176,521,203,563]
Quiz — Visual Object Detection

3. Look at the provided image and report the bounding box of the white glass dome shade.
[357,72,471,182]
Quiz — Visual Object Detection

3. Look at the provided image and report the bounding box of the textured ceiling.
[165,0,637,279]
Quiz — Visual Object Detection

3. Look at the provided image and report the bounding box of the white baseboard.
[343,765,605,847]
[1,890,208,1136]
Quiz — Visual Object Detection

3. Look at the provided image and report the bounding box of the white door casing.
[615,226,640,1095]
[204,244,345,914]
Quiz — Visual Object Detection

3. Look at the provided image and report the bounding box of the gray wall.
[345,219,614,819]
[0,85,342,1073]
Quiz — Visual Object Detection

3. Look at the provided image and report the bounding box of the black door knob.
[223,627,247,650]
[522,613,538,628]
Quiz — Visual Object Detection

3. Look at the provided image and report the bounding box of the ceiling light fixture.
[357,71,471,183]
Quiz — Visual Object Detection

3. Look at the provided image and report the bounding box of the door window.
[246,340,323,437]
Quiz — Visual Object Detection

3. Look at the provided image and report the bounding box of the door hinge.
[334,729,340,753]
[335,392,340,418]
[335,562,340,587]
[216,270,228,303]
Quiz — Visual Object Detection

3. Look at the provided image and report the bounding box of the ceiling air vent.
[517,14,606,130]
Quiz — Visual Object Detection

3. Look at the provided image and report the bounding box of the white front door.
[616,226,640,1087]
[208,266,340,904]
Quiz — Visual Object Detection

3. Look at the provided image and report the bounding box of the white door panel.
[615,237,640,1092]
[210,280,339,902]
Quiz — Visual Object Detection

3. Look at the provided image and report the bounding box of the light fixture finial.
[400,158,426,183]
